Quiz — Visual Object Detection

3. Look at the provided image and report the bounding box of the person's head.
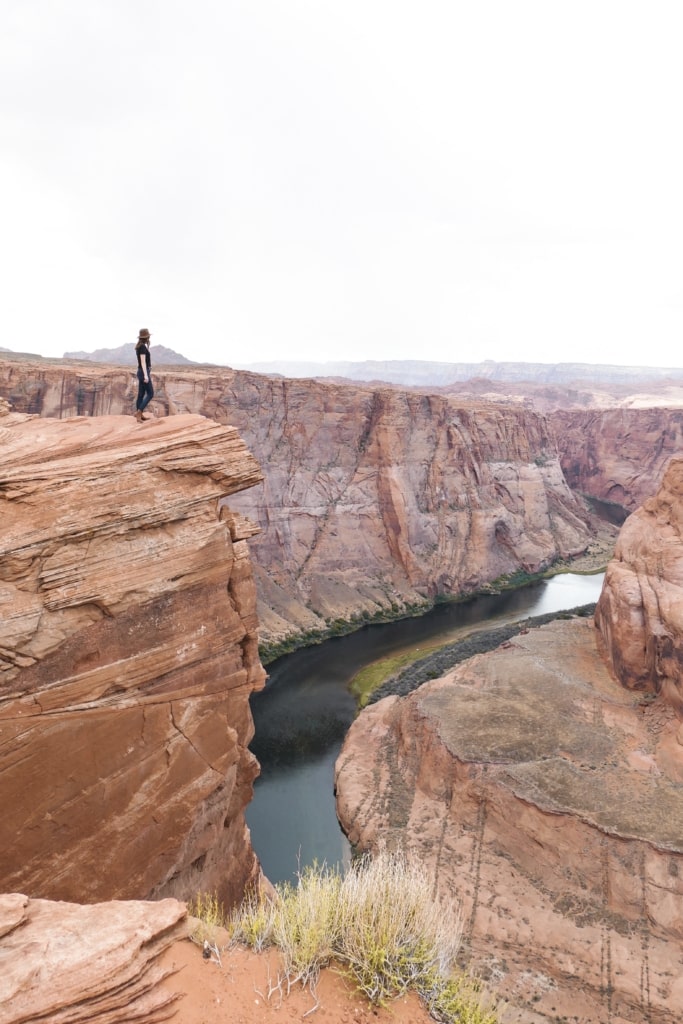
[136,328,151,349]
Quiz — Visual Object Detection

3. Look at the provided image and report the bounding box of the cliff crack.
[169,704,218,774]
[462,793,488,966]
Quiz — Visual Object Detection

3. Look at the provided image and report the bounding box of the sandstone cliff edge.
[0,408,265,907]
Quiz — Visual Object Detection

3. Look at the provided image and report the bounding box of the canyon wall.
[550,407,683,511]
[0,357,597,657]
[0,405,265,907]
[596,455,683,712]
[335,615,683,1024]
[336,457,683,1022]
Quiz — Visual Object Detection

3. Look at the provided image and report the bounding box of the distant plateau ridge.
[232,357,683,387]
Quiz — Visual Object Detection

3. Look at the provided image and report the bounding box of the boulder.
[0,893,189,1024]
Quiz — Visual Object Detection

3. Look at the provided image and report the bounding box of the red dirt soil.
[159,940,434,1024]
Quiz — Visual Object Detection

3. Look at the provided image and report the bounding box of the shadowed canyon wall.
[0,358,597,657]
[550,407,683,512]
[0,405,265,907]
[596,455,683,712]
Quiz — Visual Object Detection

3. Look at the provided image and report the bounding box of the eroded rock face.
[0,358,597,656]
[595,455,683,712]
[0,411,265,906]
[550,407,683,512]
[335,617,683,1024]
[0,892,188,1024]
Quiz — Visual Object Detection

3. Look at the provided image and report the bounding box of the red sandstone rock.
[595,454,683,712]
[551,407,683,511]
[0,411,265,906]
[0,893,188,1023]
[335,617,683,1024]
[0,358,597,654]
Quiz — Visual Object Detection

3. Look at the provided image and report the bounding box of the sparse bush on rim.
[187,890,226,947]
[194,849,499,1023]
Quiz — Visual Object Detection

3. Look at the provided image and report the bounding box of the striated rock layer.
[0,409,265,906]
[550,407,683,512]
[0,358,598,656]
[335,617,683,1024]
[0,893,189,1024]
[596,455,683,712]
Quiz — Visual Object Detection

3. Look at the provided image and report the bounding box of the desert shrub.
[272,862,342,988]
[424,971,499,1024]
[188,891,225,946]
[226,885,277,951]
[335,851,462,1004]
[226,850,499,1023]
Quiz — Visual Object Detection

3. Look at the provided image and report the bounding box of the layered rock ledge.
[335,616,683,1023]
[0,893,189,1024]
[0,410,265,906]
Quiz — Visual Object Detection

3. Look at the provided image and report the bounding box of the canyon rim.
[0,355,615,660]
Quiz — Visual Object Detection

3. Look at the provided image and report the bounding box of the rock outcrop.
[335,616,683,1023]
[223,381,593,646]
[0,409,265,906]
[0,893,189,1024]
[595,455,683,712]
[0,358,598,657]
[550,407,683,512]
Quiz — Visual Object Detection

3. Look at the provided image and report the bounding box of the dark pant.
[136,371,154,412]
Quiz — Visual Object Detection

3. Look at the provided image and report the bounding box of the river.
[246,572,605,885]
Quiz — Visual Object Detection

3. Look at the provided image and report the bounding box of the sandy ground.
[159,939,435,1024]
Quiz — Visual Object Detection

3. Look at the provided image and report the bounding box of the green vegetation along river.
[246,573,605,885]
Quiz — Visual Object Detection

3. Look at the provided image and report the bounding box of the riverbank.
[259,527,616,666]
[365,602,597,706]
[349,532,614,705]
[247,572,607,884]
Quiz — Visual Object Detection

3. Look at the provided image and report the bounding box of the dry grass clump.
[187,891,226,946]
[207,850,498,1023]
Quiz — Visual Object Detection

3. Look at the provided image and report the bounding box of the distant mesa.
[63,342,197,365]
[232,358,683,388]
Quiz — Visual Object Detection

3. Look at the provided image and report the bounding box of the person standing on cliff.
[134,329,154,422]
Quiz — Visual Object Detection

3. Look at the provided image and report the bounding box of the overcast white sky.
[2,1,683,367]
